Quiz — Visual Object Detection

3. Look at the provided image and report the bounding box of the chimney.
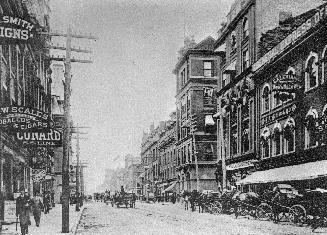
[279,11,293,26]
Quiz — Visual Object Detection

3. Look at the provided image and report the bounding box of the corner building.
[173,37,219,192]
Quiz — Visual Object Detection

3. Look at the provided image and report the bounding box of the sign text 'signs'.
[0,15,35,41]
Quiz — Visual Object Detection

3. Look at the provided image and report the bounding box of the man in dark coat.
[43,192,51,214]
[16,190,31,235]
[31,193,44,227]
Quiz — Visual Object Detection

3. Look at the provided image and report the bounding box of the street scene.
[1,0,327,234]
[76,201,326,235]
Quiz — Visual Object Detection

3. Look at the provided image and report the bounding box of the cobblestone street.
[76,202,327,235]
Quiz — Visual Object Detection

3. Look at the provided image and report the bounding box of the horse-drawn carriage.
[110,193,135,208]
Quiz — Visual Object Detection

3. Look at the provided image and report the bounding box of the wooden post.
[62,26,72,233]
[75,125,80,211]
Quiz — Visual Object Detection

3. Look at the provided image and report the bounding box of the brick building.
[173,36,219,192]
[214,0,323,188]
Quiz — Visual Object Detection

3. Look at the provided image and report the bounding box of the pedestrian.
[30,193,44,227]
[43,192,51,214]
[16,190,31,235]
[171,193,176,204]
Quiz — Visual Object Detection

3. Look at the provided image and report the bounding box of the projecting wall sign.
[0,106,50,132]
[16,128,62,147]
[0,15,35,43]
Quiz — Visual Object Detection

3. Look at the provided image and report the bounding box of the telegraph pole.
[44,26,96,233]
[62,26,72,233]
[71,125,89,212]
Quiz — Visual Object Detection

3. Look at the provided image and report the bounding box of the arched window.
[284,117,295,153]
[272,122,282,156]
[261,127,270,159]
[231,30,237,51]
[243,17,249,39]
[322,45,327,83]
[262,84,270,113]
[305,52,319,91]
[305,108,318,148]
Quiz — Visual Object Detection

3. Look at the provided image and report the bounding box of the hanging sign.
[16,127,62,147]
[0,15,35,43]
[0,106,51,132]
[272,74,302,92]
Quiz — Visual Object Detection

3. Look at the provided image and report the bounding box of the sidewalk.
[1,204,86,235]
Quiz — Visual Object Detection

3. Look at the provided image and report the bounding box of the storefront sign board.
[0,15,35,44]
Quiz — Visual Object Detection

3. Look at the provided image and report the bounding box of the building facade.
[214,0,323,189]
[237,3,327,190]
[173,36,219,192]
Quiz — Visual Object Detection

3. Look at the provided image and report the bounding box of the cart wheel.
[289,205,307,225]
[211,202,223,214]
[256,203,273,221]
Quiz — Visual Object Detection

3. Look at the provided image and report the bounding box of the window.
[272,123,282,156]
[322,45,327,84]
[230,108,238,156]
[305,108,318,149]
[284,118,295,153]
[305,52,318,91]
[262,85,270,113]
[241,101,250,153]
[261,127,270,159]
[180,68,186,86]
[242,49,249,71]
[203,61,212,77]
[222,73,228,88]
[231,30,237,51]
[243,18,249,39]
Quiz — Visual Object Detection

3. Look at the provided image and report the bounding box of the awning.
[162,181,177,193]
[224,60,236,73]
[236,160,327,185]
[205,115,215,126]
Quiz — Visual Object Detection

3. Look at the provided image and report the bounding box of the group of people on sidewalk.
[16,190,52,235]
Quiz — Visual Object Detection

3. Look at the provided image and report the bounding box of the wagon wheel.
[211,202,223,214]
[236,204,247,217]
[289,205,307,225]
[256,203,273,221]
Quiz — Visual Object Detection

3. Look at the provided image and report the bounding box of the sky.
[50,0,233,193]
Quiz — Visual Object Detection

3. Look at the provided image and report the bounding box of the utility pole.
[220,105,227,190]
[62,26,72,233]
[71,125,88,212]
[44,26,96,233]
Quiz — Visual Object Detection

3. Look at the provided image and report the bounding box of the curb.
[71,207,86,235]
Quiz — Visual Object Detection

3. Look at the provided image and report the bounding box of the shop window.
[243,17,249,40]
[203,61,213,77]
[242,48,249,71]
[305,52,318,92]
[262,84,270,113]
